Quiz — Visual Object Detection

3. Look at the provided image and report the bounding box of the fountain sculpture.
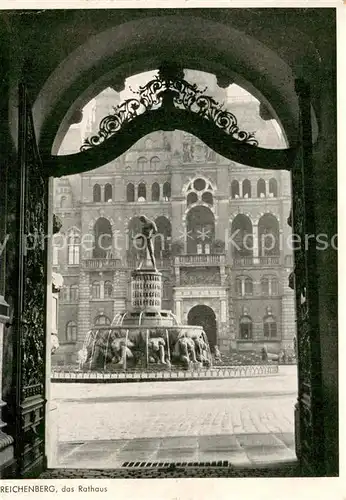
[80,216,212,372]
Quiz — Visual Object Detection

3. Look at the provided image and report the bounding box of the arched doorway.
[187,305,217,347]
[93,217,113,258]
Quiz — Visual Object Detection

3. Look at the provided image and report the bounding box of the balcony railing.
[81,258,122,270]
[233,257,254,267]
[126,258,172,269]
[81,257,172,270]
[233,256,281,267]
[175,254,225,266]
[259,256,280,265]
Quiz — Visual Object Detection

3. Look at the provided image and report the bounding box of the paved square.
[50,366,297,468]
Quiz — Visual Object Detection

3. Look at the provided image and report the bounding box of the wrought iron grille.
[81,63,258,151]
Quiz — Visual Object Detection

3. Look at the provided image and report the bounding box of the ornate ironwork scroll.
[290,79,324,476]
[81,63,258,151]
[11,83,48,476]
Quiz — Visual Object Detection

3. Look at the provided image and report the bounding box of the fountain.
[80,216,213,373]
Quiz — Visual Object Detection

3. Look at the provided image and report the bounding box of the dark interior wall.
[312,68,338,476]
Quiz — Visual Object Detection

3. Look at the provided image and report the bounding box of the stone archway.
[4,10,336,478]
[187,305,217,347]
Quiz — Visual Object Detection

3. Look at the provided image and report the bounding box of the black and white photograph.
[0,2,342,495]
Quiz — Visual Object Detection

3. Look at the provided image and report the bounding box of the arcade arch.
[187,305,217,347]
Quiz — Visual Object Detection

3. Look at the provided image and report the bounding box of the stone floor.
[57,432,296,468]
[50,365,298,469]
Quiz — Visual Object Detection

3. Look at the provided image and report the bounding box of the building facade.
[52,85,295,365]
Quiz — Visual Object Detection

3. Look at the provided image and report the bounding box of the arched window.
[66,321,77,342]
[137,157,148,171]
[261,277,270,295]
[264,315,277,338]
[94,315,111,326]
[202,192,213,205]
[151,182,160,201]
[242,179,252,198]
[126,183,135,202]
[194,178,206,191]
[68,232,80,264]
[230,215,253,257]
[239,316,253,340]
[271,277,279,296]
[93,184,101,202]
[269,178,278,197]
[60,196,67,208]
[244,277,253,296]
[138,183,146,201]
[231,180,240,198]
[187,192,198,206]
[154,216,172,259]
[104,183,112,202]
[257,179,266,198]
[93,218,112,258]
[127,217,147,263]
[235,278,242,296]
[70,284,79,302]
[258,214,280,256]
[186,205,215,254]
[92,281,101,299]
[61,286,69,302]
[163,182,171,201]
[104,281,113,298]
[150,156,160,170]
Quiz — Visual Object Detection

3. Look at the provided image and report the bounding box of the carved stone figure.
[110,337,135,366]
[194,336,211,367]
[173,333,198,368]
[148,337,169,365]
[133,215,158,270]
[82,331,135,369]
[213,345,222,362]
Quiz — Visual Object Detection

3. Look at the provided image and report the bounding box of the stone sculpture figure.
[148,337,169,365]
[194,335,211,367]
[173,333,198,368]
[110,337,135,367]
[133,215,158,271]
[214,345,222,362]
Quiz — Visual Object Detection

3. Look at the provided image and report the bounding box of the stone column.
[77,270,91,349]
[241,278,245,297]
[175,300,182,322]
[221,300,227,322]
[100,280,105,300]
[253,224,259,264]
[265,179,270,196]
[239,181,243,198]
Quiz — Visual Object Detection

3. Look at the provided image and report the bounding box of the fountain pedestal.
[131,269,162,311]
[81,268,213,372]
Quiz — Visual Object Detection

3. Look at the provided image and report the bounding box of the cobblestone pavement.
[50,366,297,468]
